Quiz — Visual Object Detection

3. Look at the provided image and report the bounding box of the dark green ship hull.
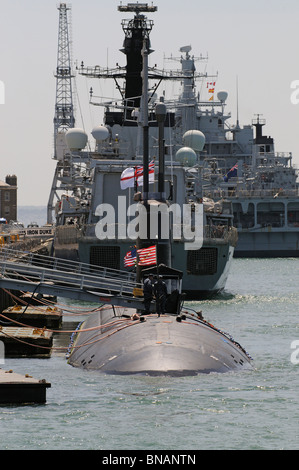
[77,237,234,300]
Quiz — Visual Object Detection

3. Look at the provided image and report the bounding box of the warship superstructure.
[152,44,299,257]
[201,114,299,257]
[48,3,238,299]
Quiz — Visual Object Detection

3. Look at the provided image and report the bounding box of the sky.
[0,0,299,207]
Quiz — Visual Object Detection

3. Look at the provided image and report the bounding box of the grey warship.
[48,2,238,300]
[151,44,299,257]
[66,3,252,376]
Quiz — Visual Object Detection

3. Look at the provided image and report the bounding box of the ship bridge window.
[259,145,271,154]
[257,202,285,227]
[233,202,254,229]
[287,202,299,226]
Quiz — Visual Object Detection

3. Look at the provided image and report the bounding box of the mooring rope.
[0,312,143,352]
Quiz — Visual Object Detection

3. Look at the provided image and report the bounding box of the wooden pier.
[0,326,53,357]
[0,368,51,404]
[2,304,62,329]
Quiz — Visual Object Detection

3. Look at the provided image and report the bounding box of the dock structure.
[0,368,51,404]
[0,326,53,357]
[2,305,63,329]
[0,247,150,311]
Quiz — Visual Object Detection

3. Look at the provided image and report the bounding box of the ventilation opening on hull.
[90,246,120,270]
[187,248,218,275]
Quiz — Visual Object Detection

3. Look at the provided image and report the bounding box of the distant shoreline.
[17,206,47,228]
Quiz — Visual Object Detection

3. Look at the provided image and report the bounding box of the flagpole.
[134,166,137,193]
[136,40,150,284]
[155,100,171,268]
[156,98,166,199]
[142,40,149,202]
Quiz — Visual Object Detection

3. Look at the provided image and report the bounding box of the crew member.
[143,274,154,315]
[153,275,168,317]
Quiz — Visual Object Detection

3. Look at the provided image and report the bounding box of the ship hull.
[231,197,299,258]
[172,241,234,299]
[77,238,234,300]
[67,307,252,376]
[234,230,299,258]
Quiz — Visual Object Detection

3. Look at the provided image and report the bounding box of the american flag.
[120,160,155,190]
[124,247,137,267]
[137,245,157,266]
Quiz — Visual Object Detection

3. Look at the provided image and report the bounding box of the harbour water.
[1,256,299,451]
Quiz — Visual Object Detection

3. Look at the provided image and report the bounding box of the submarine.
[67,304,252,376]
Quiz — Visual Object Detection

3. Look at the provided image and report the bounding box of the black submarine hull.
[67,306,252,376]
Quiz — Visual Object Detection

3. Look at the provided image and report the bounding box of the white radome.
[183,130,205,152]
[175,147,197,167]
[91,125,109,141]
[65,128,88,150]
[217,90,228,103]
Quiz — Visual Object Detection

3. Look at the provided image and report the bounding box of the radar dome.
[183,130,205,152]
[65,128,88,151]
[91,125,109,141]
[175,147,197,167]
[217,90,228,103]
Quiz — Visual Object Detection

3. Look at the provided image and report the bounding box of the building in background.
[0,175,17,222]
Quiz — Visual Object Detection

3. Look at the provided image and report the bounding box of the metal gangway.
[0,247,146,310]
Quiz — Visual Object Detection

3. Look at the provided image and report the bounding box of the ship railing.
[0,246,138,286]
[254,150,293,161]
[202,225,238,246]
[91,141,131,160]
[204,224,229,239]
[79,65,126,79]
[203,188,299,199]
[0,259,140,299]
[204,224,224,239]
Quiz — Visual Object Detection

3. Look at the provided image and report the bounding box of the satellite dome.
[175,147,197,167]
[65,128,88,151]
[183,130,205,152]
[91,125,109,141]
[217,90,228,103]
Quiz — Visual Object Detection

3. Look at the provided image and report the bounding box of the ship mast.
[79,3,187,122]
[119,2,156,114]
[47,3,75,223]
